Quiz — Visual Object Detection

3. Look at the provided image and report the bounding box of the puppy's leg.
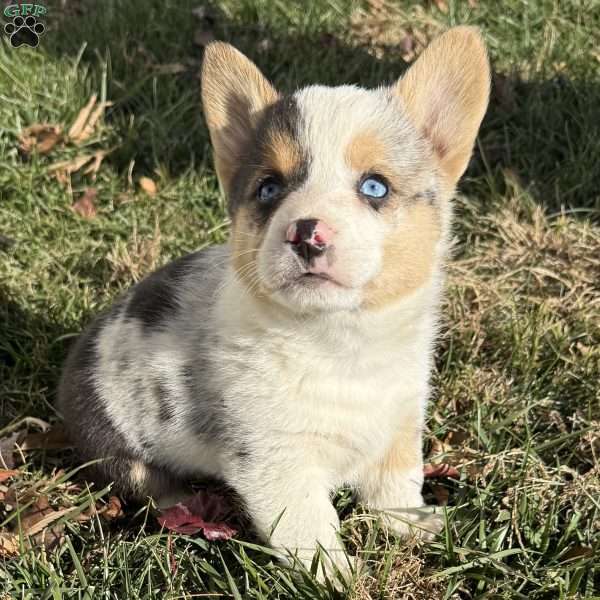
[235,464,351,577]
[90,457,187,508]
[357,428,442,540]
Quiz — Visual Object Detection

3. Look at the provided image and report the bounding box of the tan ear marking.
[201,42,280,194]
[395,26,491,184]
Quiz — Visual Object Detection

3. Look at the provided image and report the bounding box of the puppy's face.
[202,28,490,313]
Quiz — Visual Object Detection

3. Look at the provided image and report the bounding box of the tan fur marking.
[362,203,441,309]
[230,206,267,296]
[263,130,303,178]
[346,131,388,174]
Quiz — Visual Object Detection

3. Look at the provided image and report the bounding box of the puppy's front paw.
[378,506,444,541]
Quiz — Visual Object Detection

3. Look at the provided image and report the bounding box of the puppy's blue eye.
[359,175,388,200]
[257,178,283,204]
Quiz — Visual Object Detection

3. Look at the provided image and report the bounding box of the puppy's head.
[201,27,490,313]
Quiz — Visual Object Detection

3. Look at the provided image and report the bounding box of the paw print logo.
[4,15,45,48]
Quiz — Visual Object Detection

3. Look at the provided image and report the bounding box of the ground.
[0,0,599,598]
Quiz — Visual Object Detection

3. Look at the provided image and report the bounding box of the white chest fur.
[213,274,440,486]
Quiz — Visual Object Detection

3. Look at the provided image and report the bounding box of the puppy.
[58,27,490,572]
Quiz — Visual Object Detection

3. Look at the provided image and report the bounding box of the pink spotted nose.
[286,219,335,264]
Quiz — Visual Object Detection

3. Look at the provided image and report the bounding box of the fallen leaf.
[194,29,215,47]
[19,425,72,450]
[423,463,460,479]
[68,94,97,140]
[0,469,19,483]
[138,176,157,196]
[49,153,95,176]
[76,102,112,144]
[0,533,19,557]
[99,495,124,520]
[67,94,113,145]
[82,149,109,180]
[71,188,98,219]
[18,495,66,550]
[157,490,237,540]
[23,506,74,538]
[18,124,63,155]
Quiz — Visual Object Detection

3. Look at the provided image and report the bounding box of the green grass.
[1,0,599,597]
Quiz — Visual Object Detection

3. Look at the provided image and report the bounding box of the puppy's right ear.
[201,42,280,196]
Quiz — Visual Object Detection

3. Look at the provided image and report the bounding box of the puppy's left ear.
[395,26,490,184]
[201,42,280,195]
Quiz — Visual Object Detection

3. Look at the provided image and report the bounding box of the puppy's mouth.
[293,271,346,288]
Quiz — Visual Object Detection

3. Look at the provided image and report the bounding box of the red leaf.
[157,490,237,540]
[423,463,460,479]
[72,188,97,219]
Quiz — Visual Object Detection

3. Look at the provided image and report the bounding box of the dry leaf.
[82,150,109,180]
[138,176,157,196]
[99,495,124,520]
[68,94,98,140]
[194,29,215,47]
[18,124,63,155]
[18,495,65,550]
[75,101,112,144]
[0,469,19,483]
[49,153,95,178]
[19,425,72,450]
[71,188,98,219]
[0,533,19,557]
[68,94,113,145]
[23,506,73,539]
[157,490,238,540]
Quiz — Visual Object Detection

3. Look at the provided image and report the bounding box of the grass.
[0,0,599,597]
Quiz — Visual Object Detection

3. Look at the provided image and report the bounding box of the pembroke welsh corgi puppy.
[58,26,490,573]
